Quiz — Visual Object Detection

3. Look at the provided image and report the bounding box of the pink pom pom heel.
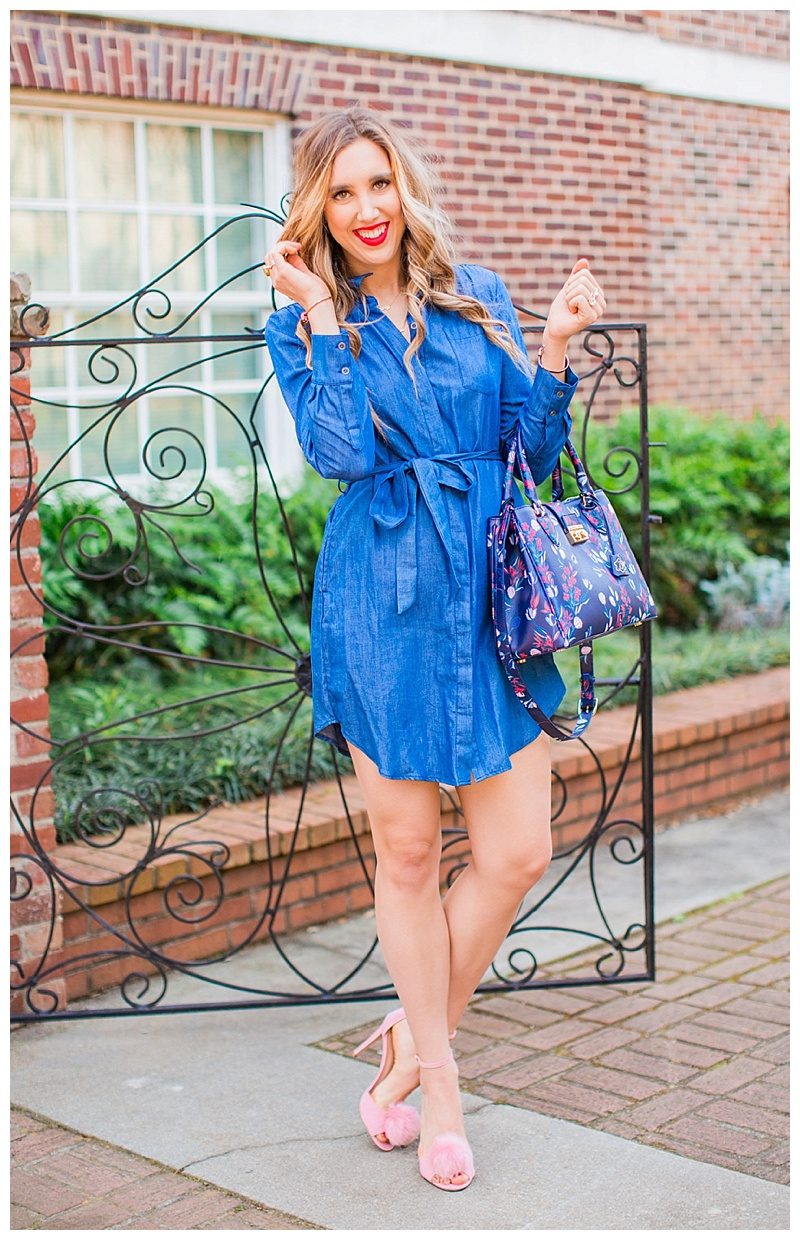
[415,1050,475,1191]
[351,1008,421,1151]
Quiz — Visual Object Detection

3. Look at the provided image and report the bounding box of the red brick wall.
[646,94,788,422]
[643,9,789,58]
[10,276,64,1016]
[541,9,789,58]
[10,10,788,421]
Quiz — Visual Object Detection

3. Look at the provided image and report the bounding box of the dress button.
[337,341,346,350]
[548,408,556,416]
[341,366,350,375]
[556,390,564,397]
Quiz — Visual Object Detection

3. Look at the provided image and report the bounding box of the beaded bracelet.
[537,344,570,373]
[299,294,334,326]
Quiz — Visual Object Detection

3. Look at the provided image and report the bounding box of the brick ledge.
[52,666,789,910]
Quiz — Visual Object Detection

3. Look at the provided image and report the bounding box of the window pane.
[81,401,142,480]
[212,129,264,204]
[215,215,264,291]
[74,118,136,202]
[11,210,69,292]
[29,309,67,390]
[78,213,138,291]
[141,337,205,396]
[71,307,137,345]
[146,395,206,481]
[72,312,141,394]
[31,405,72,483]
[12,113,65,199]
[212,392,257,471]
[9,107,274,486]
[146,125,202,203]
[148,214,205,294]
[210,312,262,382]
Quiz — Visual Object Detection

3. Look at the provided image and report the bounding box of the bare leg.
[346,737,469,1186]
[352,731,553,1073]
[442,731,554,1031]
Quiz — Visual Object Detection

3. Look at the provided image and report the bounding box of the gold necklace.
[367,288,406,314]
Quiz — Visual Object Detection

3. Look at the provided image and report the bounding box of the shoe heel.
[352,1008,421,1152]
[352,1026,382,1058]
[352,1007,401,1058]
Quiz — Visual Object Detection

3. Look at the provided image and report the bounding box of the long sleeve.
[490,271,580,484]
[264,305,377,481]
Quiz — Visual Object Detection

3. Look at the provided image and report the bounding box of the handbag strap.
[496,628,598,742]
[489,528,597,740]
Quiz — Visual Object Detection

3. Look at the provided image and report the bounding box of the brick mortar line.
[10,1104,324,1230]
[435,869,789,983]
[322,871,788,1181]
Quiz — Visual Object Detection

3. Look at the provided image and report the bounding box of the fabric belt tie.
[366,448,503,615]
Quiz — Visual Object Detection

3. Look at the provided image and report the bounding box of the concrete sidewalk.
[11,788,789,1230]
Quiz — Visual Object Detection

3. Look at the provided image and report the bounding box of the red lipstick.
[353,222,390,247]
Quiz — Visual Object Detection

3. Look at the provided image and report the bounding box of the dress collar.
[347,270,375,291]
[345,270,376,323]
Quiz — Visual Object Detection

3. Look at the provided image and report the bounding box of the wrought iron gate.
[11,208,658,1021]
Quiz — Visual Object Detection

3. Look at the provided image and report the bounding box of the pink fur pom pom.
[426,1133,475,1179]
[383,1102,421,1147]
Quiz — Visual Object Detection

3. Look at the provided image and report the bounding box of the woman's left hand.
[544,258,607,341]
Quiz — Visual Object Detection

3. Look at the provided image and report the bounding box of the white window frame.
[11,93,296,486]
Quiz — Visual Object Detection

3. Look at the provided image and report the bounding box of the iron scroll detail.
[10,210,656,1019]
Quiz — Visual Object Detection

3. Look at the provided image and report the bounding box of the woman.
[264,108,606,1192]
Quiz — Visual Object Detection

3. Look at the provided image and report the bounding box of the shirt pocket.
[440,316,496,394]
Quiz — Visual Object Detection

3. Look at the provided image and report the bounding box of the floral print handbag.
[488,424,658,741]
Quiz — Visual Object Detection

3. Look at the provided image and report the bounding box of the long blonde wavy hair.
[275,108,534,440]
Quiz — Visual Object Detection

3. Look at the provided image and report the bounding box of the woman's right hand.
[263,241,330,311]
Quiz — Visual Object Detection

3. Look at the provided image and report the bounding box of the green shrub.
[39,466,340,682]
[582,405,789,627]
[48,662,334,842]
[700,549,790,631]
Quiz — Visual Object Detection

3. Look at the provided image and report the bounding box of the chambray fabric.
[264,263,581,785]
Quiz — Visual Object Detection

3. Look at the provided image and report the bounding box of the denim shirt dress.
[264,263,581,785]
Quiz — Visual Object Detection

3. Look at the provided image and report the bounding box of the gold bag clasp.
[566,524,589,545]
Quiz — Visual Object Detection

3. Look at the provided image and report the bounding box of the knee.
[375,830,441,890]
[478,834,553,893]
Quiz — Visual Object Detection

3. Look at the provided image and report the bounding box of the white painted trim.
[10,90,286,127]
[78,8,789,110]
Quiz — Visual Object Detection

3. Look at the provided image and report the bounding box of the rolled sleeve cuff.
[311,330,357,384]
[533,360,580,415]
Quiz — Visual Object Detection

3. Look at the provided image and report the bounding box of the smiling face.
[323,137,406,283]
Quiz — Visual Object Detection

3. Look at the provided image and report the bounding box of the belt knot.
[365,448,502,614]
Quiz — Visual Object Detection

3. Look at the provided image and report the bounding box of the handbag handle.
[502,424,628,575]
[503,424,595,509]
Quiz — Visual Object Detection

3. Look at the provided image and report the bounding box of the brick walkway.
[11,874,789,1227]
[9,1114,320,1231]
[328,873,789,1186]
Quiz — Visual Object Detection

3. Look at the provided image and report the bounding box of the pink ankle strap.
[415,1051,455,1070]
